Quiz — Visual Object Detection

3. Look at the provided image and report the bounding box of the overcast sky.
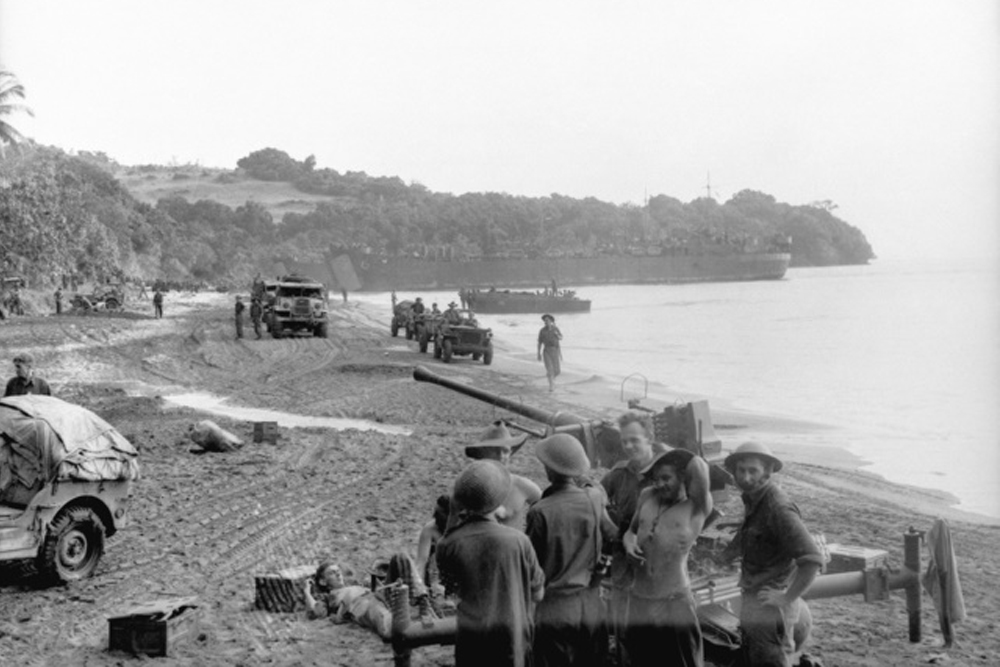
[1,1,997,259]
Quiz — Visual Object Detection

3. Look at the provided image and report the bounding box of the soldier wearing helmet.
[725,442,823,667]
[437,460,545,667]
[526,434,614,667]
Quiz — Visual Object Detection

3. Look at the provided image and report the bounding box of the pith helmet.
[724,441,783,473]
[536,433,590,476]
[465,421,529,455]
[453,460,511,515]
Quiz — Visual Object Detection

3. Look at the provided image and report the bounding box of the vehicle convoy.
[0,395,139,583]
[267,275,329,339]
[431,309,493,365]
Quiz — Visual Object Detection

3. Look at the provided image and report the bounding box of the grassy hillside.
[115,165,335,221]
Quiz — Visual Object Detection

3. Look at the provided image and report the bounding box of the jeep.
[0,395,139,583]
[268,275,329,338]
[433,310,493,364]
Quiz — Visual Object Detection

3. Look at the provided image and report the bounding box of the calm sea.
[359,257,1000,518]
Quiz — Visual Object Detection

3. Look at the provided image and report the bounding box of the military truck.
[268,275,329,339]
[0,395,139,583]
[433,309,493,364]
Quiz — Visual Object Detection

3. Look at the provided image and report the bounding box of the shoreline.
[349,298,999,528]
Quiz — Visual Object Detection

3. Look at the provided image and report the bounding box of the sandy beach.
[0,291,996,666]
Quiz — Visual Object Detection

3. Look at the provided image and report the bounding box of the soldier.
[453,421,541,532]
[599,412,669,666]
[431,303,441,315]
[54,287,63,315]
[622,448,712,667]
[250,297,263,339]
[235,295,246,339]
[4,353,52,397]
[526,434,611,667]
[437,460,545,667]
[726,442,823,667]
[444,301,462,325]
[537,314,563,392]
[153,289,164,318]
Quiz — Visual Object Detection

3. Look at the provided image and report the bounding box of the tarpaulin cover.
[0,395,140,498]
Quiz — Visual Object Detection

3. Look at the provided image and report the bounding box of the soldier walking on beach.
[726,441,823,667]
[622,448,712,667]
[526,434,612,667]
[537,314,562,392]
[153,289,164,318]
[250,297,263,339]
[437,460,545,667]
[234,295,246,339]
[599,412,669,667]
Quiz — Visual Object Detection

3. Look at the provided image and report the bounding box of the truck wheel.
[419,332,429,353]
[37,506,106,583]
[391,322,399,337]
[483,345,493,365]
[315,323,328,338]
[442,339,453,363]
[104,297,120,310]
[271,320,283,339]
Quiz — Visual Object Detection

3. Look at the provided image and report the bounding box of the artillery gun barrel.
[413,365,584,428]
[413,365,622,468]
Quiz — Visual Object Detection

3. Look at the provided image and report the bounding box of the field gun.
[413,365,622,468]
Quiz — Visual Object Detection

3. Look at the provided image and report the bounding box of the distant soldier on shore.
[537,314,562,392]
[153,289,164,318]
[54,287,63,315]
[235,295,246,339]
[250,297,263,339]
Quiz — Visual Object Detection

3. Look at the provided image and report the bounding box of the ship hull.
[349,252,791,292]
[274,252,791,293]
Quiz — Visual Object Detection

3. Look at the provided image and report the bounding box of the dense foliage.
[0,145,873,289]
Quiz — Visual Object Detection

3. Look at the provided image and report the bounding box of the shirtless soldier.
[623,448,712,667]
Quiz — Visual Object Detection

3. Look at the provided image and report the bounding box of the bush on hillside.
[236,148,308,182]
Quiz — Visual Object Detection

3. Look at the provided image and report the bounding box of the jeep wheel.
[433,340,442,359]
[419,332,429,353]
[483,345,493,365]
[442,339,453,363]
[315,323,328,338]
[405,326,414,340]
[104,297,120,310]
[271,320,284,339]
[38,506,106,583]
[472,353,481,361]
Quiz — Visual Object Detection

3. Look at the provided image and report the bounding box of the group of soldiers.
[234,295,264,339]
[402,413,821,667]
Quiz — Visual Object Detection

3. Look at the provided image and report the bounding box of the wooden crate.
[254,564,316,612]
[825,544,889,573]
[108,597,200,657]
[253,421,279,444]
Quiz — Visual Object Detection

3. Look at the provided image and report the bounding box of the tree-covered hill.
[0,145,874,290]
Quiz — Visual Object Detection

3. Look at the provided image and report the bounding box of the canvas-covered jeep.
[433,310,493,364]
[0,395,139,583]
